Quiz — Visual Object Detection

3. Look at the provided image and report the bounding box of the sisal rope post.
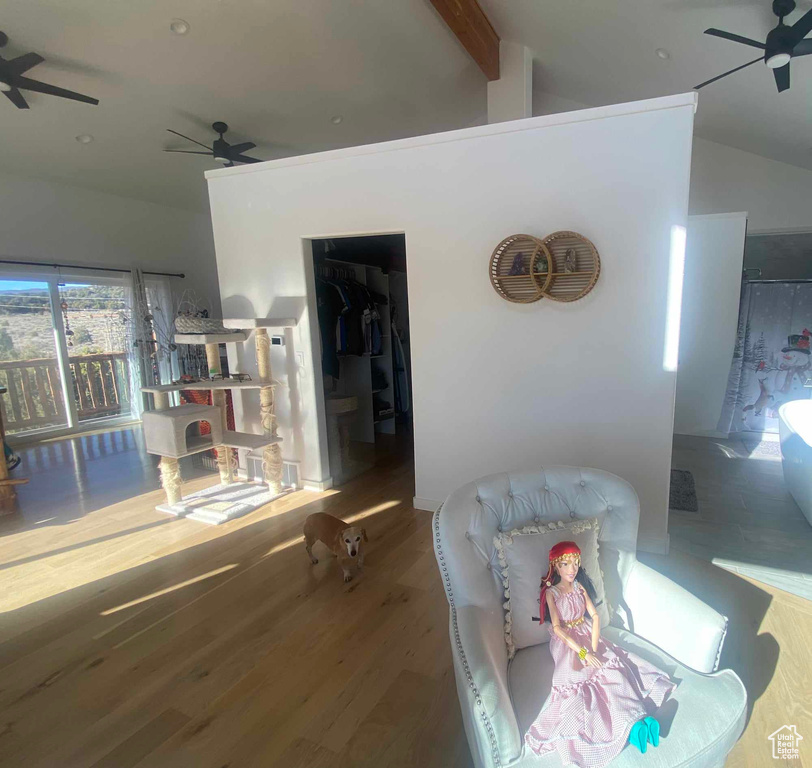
[160,456,183,505]
[255,329,283,494]
[206,342,234,485]
[153,391,170,411]
[152,389,183,506]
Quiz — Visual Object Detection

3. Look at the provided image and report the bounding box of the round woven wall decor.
[541,231,601,302]
[489,234,553,303]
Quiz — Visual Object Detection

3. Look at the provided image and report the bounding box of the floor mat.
[742,439,783,460]
[670,469,699,513]
[156,481,291,524]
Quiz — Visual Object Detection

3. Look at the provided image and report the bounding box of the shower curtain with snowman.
[718,280,812,435]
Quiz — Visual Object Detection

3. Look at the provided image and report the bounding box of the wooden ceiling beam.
[428,0,500,81]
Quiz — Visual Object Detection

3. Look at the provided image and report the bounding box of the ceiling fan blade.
[228,142,256,154]
[162,149,213,155]
[793,38,812,56]
[704,28,765,49]
[12,75,98,104]
[7,52,45,74]
[694,55,764,89]
[166,128,212,151]
[788,8,812,45]
[231,154,262,164]
[773,62,790,92]
[3,87,29,109]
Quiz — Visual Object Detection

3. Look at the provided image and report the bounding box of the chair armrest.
[620,559,728,674]
[452,605,522,767]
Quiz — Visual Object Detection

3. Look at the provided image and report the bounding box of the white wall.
[0,171,220,309]
[206,93,697,553]
[674,213,747,438]
[535,92,812,235]
[688,138,812,234]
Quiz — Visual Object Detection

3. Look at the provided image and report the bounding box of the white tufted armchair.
[433,467,747,768]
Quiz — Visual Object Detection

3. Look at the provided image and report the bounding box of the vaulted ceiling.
[0,0,809,213]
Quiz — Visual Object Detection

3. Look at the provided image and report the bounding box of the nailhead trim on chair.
[434,503,503,768]
[714,615,728,673]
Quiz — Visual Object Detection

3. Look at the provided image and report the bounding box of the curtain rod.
[0,258,185,279]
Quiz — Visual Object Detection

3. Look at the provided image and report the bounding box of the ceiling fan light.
[215,155,230,165]
[766,52,791,68]
[0,81,11,92]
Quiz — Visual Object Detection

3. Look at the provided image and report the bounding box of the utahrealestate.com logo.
[768,725,803,760]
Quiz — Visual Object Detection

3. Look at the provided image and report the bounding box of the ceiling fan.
[695,0,812,92]
[0,31,99,109]
[164,122,262,167]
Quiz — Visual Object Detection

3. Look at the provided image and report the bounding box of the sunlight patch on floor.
[344,500,402,524]
[101,564,239,616]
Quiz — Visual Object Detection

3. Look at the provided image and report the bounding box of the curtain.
[126,269,149,419]
[126,270,179,417]
[717,280,812,435]
[144,276,178,386]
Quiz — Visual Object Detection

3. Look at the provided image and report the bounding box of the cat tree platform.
[222,317,298,329]
[174,331,248,345]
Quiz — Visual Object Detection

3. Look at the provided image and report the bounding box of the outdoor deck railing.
[0,352,130,433]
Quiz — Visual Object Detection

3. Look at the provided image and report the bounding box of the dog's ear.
[361,528,368,542]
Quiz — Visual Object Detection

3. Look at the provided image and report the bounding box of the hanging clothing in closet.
[390,302,410,415]
[315,272,387,379]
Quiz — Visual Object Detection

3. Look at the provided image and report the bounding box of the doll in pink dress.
[525,541,678,767]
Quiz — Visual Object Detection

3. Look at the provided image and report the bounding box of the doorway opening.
[311,234,412,486]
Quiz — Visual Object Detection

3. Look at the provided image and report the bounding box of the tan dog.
[303,512,368,582]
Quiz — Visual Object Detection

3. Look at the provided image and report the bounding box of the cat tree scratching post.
[255,328,283,494]
[205,342,234,485]
[139,321,295,525]
[151,391,182,506]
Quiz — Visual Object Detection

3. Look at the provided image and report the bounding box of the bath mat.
[670,469,699,513]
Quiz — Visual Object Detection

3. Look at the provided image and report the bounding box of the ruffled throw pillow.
[493,517,611,660]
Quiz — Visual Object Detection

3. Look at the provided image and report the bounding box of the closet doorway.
[311,234,412,486]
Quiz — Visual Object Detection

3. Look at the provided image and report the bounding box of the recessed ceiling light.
[75,134,94,144]
[331,115,343,125]
[170,18,190,35]
[655,48,671,60]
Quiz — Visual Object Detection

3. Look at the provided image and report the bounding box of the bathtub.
[778,399,812,528]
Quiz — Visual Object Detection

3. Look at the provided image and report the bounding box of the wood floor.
[0,428,809,767]
[670,433,812,601]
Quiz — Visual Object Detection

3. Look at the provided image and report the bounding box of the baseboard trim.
[674,429,729,439]
[413,497,442,512]
[302,477,333,492]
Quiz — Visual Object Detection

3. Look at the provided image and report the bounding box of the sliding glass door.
[0,278,71,435]
[0,266,181,440]
[60,280,133,426]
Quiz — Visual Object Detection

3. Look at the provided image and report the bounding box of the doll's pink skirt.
[524,620,677,768]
